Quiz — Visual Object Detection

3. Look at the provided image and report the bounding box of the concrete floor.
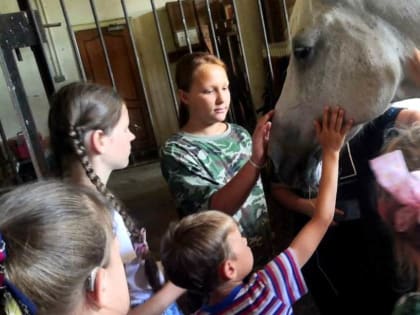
[108,160,178,257]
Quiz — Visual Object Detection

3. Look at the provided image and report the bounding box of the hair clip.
[0,237,6,289]
[0,237,6,264]
[0,233,37,315]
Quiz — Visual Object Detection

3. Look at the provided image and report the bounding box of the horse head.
[268,0,420,190]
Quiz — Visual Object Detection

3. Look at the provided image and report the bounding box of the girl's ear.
[86,268,106,309]
[178,89,189,106]
[89,129,107,154]
[219,259,237,281]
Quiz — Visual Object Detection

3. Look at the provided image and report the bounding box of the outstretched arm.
[128,282,185,315]
[290,107,353,267]
[271,178,345,223]
[271,184,317,217]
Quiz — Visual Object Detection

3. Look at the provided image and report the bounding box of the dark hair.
[48,82,140,240]
[0,180,113,315]
[175,52,227,127]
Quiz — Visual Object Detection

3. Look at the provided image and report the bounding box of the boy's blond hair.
[161,210,237,294]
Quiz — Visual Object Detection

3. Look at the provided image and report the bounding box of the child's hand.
[315,106,353,153]
[251,110,275,166]
[134,227,150,259]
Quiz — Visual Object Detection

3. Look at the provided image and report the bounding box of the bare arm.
[395,107,420,127]
[271,184,317,217]
[210,110,274,214]
[271,180,345,222]
[128,282,185,315]
[290,107,353,267]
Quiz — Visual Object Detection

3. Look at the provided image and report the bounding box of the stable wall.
[0,0,267,147]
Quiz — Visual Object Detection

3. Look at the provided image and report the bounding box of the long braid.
[70,127,164,291]
[69,125,141,242]
[50,82,162,292]
[71,129,163,291]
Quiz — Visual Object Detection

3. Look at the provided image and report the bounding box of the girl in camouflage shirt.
[160,52,274,265]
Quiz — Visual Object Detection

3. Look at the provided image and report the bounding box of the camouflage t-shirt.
[160,123,272,261]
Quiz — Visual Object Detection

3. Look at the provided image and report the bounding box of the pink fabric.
[369,150,420,232]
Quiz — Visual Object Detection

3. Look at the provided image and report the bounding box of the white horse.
[268,0,420,190]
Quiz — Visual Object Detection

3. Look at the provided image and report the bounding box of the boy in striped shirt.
[160,107,352,314]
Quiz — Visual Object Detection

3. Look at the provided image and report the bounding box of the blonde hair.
[380,123,420,282]
[160,210,237,295]
[0,180,113,315]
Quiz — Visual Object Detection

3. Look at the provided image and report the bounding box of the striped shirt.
[196,248,307,315]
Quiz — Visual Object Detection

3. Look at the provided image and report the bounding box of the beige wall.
[0,0,268,146]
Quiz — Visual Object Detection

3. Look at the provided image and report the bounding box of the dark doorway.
[75,25,157,163]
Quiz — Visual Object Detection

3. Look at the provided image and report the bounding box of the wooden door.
[75,25,157,163]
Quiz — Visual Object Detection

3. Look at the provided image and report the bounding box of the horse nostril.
[293,45,313,60]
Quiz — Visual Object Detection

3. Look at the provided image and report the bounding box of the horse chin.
[271,145,322,192]
[293,149,322,193]
[271,126,362,193]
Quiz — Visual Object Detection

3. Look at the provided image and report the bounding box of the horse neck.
[364,0,420,45]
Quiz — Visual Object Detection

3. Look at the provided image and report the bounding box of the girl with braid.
[48,82,184,315]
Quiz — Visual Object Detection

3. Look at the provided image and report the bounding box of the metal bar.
[177,0,192,52]
[230,0,252,90]
[257,0,274,82]
[0,48,48,178]
[17,0,55,98]
[59,0,86,81]
[225,35,236,123]
[35,0,64,81]
[120,0,157,140]
[89,0,116,89]
[205,0,220,57]
[281,0,291,41]
[150,0,179,118]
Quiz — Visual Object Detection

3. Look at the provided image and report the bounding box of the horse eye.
[292,37,316,61]
[294,46,313,60]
